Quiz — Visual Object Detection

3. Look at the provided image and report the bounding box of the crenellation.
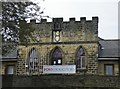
[26,17,99,24]
[41,19,47,23]
[80,17,86,22]
[69,17,76,22]
[54,17,63,22]
[92,16,99,23]
[30,19,36,24]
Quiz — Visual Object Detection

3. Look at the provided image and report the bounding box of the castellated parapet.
[28,17,98,24]
[20,17,99,44]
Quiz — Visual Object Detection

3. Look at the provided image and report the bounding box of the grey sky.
[35,0,119,39]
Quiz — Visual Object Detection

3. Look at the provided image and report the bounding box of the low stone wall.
[2,75,120,89]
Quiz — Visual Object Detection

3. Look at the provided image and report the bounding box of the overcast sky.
[35,0,119,39]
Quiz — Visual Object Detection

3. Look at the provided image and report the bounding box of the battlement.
[24,17,99,24]
[19,16,99,43]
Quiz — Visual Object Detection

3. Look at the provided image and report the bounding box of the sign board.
[43,65,76,74]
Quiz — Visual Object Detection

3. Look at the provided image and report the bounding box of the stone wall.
[20,17,98,43]
[17,17,99,75]
[2,75,120,89]
[17,42,98,75]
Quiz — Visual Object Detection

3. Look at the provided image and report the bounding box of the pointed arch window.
[52,48,62,65]
[76,47,86,69]
[28,48,39,73]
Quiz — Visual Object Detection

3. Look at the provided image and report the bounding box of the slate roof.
[2,47,18,61]
[99,39,120,58]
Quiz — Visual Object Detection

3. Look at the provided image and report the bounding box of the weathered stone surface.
[2,75,120,88]
[20,17,98,43]
[17,43,98,75]
[16,17,99,75]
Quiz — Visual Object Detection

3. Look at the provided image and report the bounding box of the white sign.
[43,65,76,74]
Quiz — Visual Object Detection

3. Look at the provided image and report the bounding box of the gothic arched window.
[51,48,62,65]
[76,47,86,70]
[28,48,39,73]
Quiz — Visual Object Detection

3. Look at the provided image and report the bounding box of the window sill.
[76,68,87,72]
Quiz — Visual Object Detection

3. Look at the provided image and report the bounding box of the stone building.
[1,17,119,76]
[98,39,120,76]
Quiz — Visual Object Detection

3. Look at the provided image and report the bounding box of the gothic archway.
[50,47,63,65]
[27,47,39,74]
[75,46,87,70]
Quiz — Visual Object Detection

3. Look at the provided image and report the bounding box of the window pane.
[58,59,61,64]
[105,65,113,75]
[28,48,39,73]
[30,62,33,68]
[7,66,14,74]
[53,49,62,58]
[55,36,60,42]
[76,58,81,68]
[56,31,60,36]
[77,48,85,56]
[30,59,33,62]
[76,47,86,69]
[81,56,85,68]
[54,61,56,65]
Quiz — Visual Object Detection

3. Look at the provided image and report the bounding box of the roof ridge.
[100,39,120,41]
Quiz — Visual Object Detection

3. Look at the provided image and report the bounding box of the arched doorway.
[51,47,63,65]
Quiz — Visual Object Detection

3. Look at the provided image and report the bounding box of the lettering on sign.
[43,65,76,74]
